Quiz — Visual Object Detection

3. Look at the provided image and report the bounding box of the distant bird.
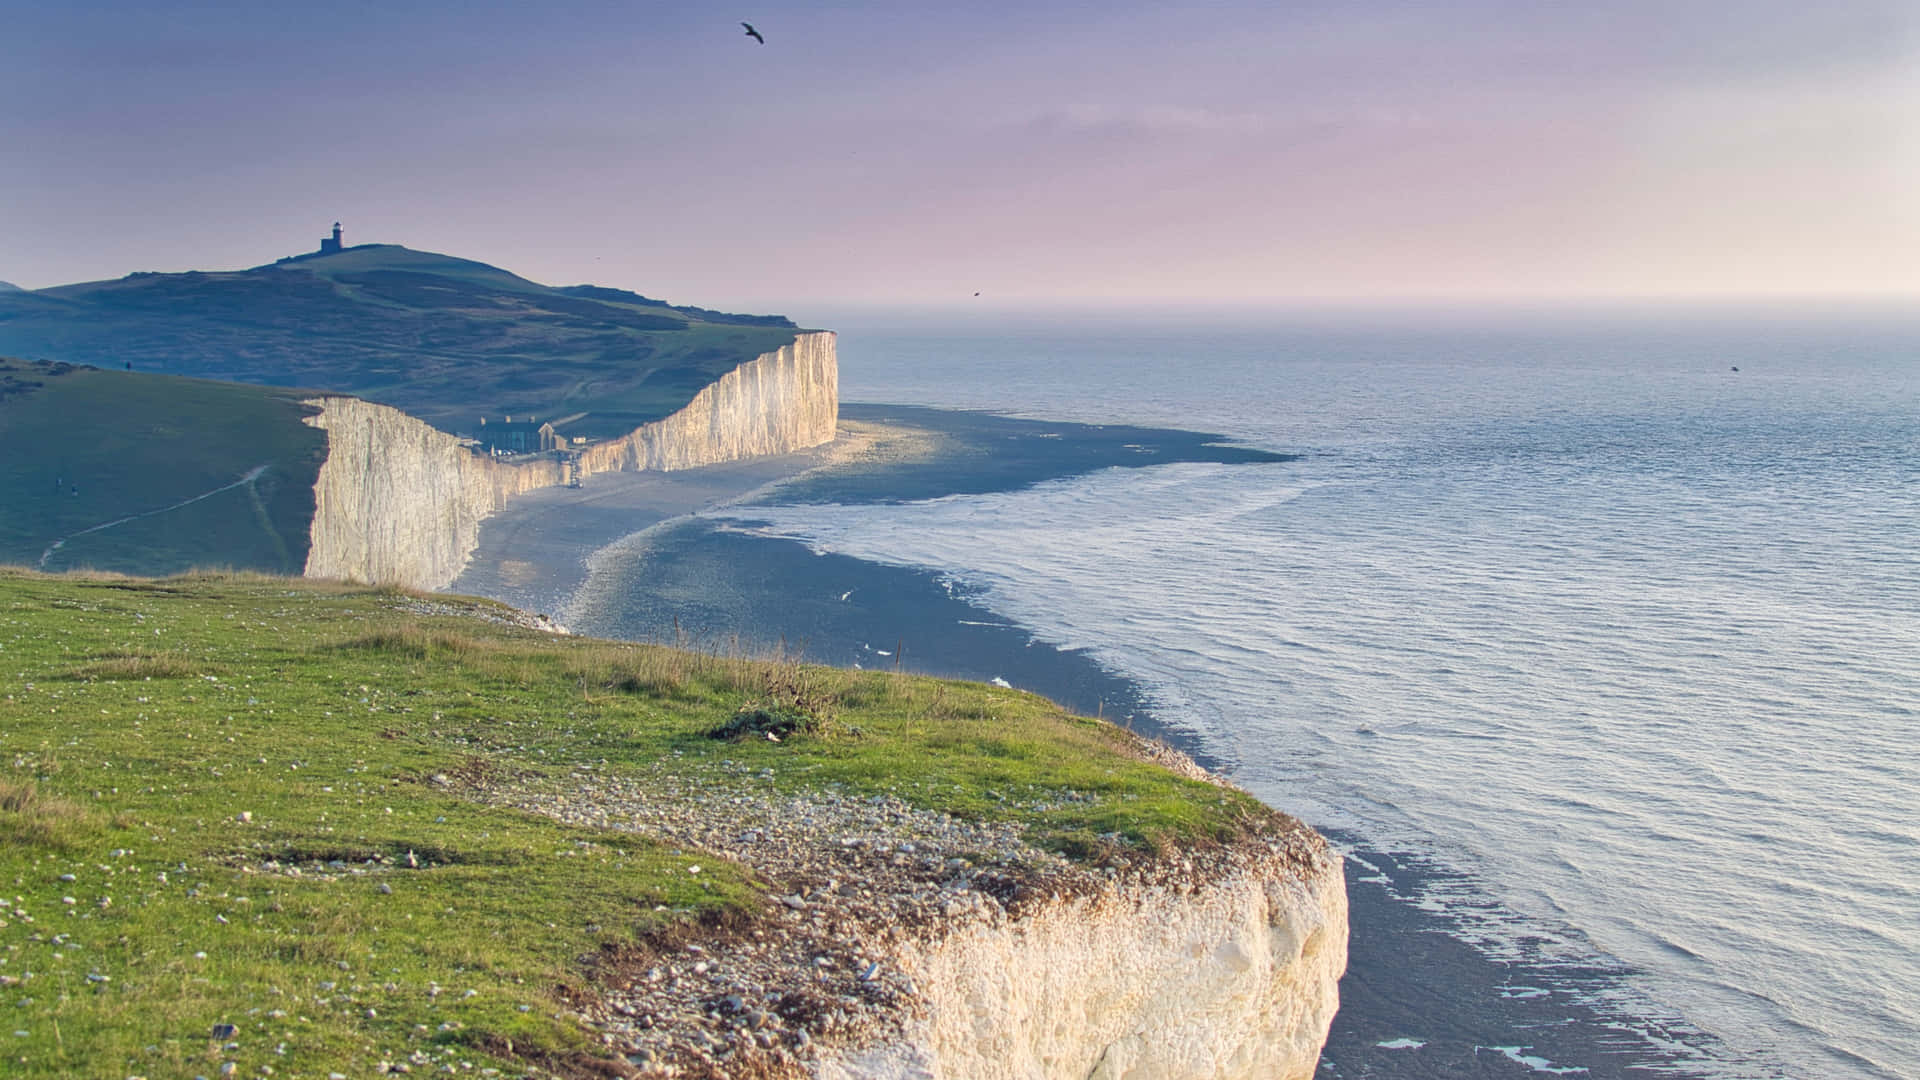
[742,21,764,44]
[1731,365,1739,372]
[973,291,981,296]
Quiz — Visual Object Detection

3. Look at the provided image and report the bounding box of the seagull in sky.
[742,21,764,44]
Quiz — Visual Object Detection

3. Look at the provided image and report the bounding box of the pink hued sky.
[4,1,1915,311]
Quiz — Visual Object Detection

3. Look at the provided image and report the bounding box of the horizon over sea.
[701,305,1917,1078]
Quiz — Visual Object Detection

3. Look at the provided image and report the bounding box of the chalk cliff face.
[301,397,565,589]
[302,331,836,589]
[819,843,1347,1080]
[584,329,838,473]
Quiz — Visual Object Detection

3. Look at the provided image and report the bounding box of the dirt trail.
[38,463,271,569]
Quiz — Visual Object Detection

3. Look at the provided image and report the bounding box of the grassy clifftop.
[0,245,823,577]
[0,246,801,439]
[0,359,326,576]
[0,570,1272,1079]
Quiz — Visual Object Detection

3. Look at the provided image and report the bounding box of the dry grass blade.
[0,779,97,848]
[59,651,214,681]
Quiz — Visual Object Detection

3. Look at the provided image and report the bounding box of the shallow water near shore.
[571,307,1919,1079]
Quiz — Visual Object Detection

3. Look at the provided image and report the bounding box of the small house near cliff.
[476,416,558,455]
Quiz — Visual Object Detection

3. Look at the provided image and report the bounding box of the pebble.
[469,728,1325,1076]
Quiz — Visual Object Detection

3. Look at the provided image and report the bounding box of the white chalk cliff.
[821,842,1347,1080]
[299,325,1351,1078]
[582,330,839,474]
[301,331,837,589]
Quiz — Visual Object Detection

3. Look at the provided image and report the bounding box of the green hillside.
[0,569,1271,1079]
[0,245,801,439]
[0,359,326,576]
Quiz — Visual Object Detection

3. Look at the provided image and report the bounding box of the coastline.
[445,432,861,619]
[454,402,1736,1079]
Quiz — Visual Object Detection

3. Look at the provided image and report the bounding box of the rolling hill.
[0,244,802,439]
[0,358,327,575]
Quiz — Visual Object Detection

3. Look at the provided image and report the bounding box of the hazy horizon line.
[6,263,1914,321]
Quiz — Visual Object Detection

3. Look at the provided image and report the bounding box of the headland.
[4,242,1361,1077]
[456,400,1732,1079]
[0,563,1344,1079]
[0,238,842,590]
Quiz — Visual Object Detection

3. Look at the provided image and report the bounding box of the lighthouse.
[319,222,344,255]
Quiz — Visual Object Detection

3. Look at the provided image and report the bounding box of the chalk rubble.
[819,844,1346,1080]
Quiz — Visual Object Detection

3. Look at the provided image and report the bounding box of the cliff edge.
[847,847,1346,1080]
[497,741,1346,1080]
[302,330,837,589]
[2,570,1346,1080]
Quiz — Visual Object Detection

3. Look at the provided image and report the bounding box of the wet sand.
[447,433,867,620]
[453,403,1291,626]
[453,403,1734,1079]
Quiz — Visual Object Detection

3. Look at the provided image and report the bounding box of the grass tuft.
[60,650,214,680]
[331,626,508,662]
[707,704,812,742]
[0,779,98,848]
[709,655,847,741]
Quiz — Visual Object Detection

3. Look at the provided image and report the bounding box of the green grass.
[0,361,328,577]
[0,246,813,580]
[0,247,804,440]
[0,569,1267,1079]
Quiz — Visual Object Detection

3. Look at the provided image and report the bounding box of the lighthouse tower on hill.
[319,222,344,255]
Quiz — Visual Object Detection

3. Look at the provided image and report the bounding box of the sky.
[4,0,1917,312]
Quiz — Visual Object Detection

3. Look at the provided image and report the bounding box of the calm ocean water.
[713,307,1919,1078]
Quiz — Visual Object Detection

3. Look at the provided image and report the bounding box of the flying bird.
[742,21,764,44]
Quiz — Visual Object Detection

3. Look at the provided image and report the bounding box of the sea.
[632,306,1918,1077]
